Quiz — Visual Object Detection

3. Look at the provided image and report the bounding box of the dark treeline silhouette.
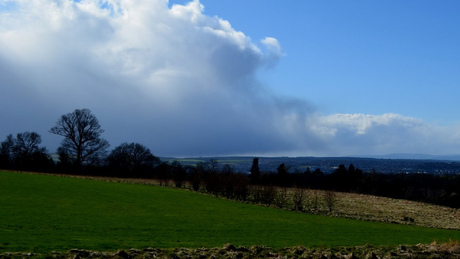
[0,132,54,172]
[1,109,459,209]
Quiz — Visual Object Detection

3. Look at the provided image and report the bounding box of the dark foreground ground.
[1,243,460,259]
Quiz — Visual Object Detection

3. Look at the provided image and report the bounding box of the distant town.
[165,156,460,175]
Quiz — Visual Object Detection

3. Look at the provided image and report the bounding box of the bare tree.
[190,162,206,191]
[107,142,160,177]
[275,187,289,208]
[292,187,306,211]
[50,109,109,167]
[170,161,187,188]
[209,159,219,173]
[261,185,276,206]
[309,189,320,211]
[0,134,15,166]
[325,190,338,213]
[13,132,46,158]
[1,132,51,170]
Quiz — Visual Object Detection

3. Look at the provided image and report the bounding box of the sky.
[1,0,460,157]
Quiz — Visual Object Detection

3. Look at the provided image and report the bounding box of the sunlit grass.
[1,171,459,253]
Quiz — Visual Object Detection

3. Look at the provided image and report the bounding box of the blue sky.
[1,0,460,157]
[192,0,460,124]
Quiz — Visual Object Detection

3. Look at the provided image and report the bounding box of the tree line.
[1,108,459,208]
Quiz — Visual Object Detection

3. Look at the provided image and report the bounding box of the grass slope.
[1,171,459,253]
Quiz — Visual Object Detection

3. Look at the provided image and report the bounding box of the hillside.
[42,173,460,230]
[1,171,459,254]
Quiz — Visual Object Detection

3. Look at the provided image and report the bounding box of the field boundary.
[1,242,460,258]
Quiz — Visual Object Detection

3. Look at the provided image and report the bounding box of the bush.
[293,188,306,211]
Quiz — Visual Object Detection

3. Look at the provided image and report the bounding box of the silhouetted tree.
[277,163,288,175]
[209,159,219,173]
[221,164,236,198]
[262,185,276,206]
[205,171,220,196]
[250,157,260,184]
[348,164,355,174]
[0,132,52,171]
[106,142,160,177]
[156,162,171,186]
[233,174,249,201]
[56,146,73,172]
[170,161,187,188]
[50,109,109,168]
[277,163,289,186]
[310,168,325,189]
[0,134,14,168]
[190,162,206,191]
[13,132,45,160]
[329,164,362,191]
[221,164,234,174]
[336,164,348,175]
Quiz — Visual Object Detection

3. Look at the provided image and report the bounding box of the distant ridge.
[162,155,460,174]
[354,153,460,161]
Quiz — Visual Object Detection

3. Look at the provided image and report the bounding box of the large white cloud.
[308,113,460,156]
[0,0,459,157]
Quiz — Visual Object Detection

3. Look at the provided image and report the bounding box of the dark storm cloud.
[1,0,459,157]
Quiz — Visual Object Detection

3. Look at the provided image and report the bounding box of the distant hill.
[164,155,460,175]
[354,153,460,161]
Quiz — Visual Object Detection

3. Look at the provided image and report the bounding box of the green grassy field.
[1,171,459,253]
